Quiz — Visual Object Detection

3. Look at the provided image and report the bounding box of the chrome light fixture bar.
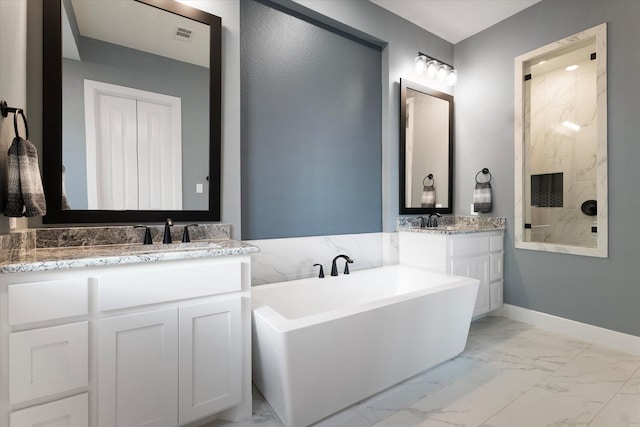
[414,52,457,86]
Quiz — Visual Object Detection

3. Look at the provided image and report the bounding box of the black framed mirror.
[399,78,453,215]
[43,0,221,223]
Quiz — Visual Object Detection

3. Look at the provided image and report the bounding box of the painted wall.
[454,0,640,336]
[0,0,28,233]
[241,0,382,239]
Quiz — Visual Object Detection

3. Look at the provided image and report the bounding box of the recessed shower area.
[515,23,607,257]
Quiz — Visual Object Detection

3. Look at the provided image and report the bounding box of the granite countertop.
[0,224,259,274]
[397,216,506,235]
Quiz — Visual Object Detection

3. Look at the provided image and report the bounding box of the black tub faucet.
[331,255,354,276]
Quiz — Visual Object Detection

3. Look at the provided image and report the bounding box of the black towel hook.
[475,168,491,183]
[423,174,434,186]
[14,109,29,140]
[1,100,29,139]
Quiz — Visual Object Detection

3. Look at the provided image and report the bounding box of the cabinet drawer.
[10,393,88,427]
[98,260,243,311]
[8,279,88,326]
[10,322,89,404]
[450,236,490,257]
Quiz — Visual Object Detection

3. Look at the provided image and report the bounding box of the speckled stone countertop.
[0,224,259,274]
[397,216,506,235]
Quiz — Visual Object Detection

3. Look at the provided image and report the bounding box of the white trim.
[498,303,640,356]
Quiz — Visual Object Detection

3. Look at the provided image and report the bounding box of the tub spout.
[331,254,354,276]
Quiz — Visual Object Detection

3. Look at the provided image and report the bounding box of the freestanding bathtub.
[251,264,479,427]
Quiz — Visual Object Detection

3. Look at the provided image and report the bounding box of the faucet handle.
[181,224,198,243]
[134,225,153,245]
[313,263,325,278]
[163,218,173,244]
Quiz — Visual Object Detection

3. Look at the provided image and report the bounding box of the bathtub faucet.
[331,255,354,276]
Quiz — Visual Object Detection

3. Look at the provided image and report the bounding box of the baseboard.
[498,304,640,356]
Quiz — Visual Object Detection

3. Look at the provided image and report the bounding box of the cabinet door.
[451,255,490,316]
[98,308,178,427]
[10,393,88,427]
[178,298,242,424]
[10,322,88,404]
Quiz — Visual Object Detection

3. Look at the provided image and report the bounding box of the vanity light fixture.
[414,52,457,86]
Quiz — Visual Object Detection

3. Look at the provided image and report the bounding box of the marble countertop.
[397,215,506,235]
[0,239,259,274]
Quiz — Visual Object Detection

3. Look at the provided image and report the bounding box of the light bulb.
[414,55,427,74]
[437,64,448,83]
[446,69,457,86]
[426,60,438,78]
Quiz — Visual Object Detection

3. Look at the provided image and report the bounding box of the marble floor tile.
[205,317,639,427]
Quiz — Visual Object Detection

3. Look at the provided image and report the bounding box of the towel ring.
[423,174,434,186]
[13,108,29,140]
[475,168,491,183]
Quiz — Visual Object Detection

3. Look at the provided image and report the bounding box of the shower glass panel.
[515,23,607,257]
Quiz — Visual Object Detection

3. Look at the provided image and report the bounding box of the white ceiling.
[369,0,542,44]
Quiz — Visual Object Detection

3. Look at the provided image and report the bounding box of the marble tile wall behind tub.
[246,232,398,285]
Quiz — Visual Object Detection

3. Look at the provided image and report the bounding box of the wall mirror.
[399,79,453,215]
[43,0,221,223]
[514,23,607,257]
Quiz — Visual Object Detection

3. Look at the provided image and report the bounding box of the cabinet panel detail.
[9,393,88,427]
[449,236,489,257]
[490,280,504,310]
[178,298,242,424]
[98,262,242,311]
[490,253,503,282]
[9,279,88,325]
[9,322,89,404]
[98,308,178,427]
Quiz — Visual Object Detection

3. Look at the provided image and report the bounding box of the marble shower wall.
[527,50,597,247]
[246,232,398,285]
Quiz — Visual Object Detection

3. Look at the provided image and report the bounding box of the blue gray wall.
[62,36,209,210]
[455,0,640,336]
[240,0,382,239]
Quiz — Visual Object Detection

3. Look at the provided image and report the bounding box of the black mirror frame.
[399,78,454,215]
[42,0,222,224]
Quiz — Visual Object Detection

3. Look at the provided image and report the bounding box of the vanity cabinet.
[0,255,252,427]
[399,230,504,317]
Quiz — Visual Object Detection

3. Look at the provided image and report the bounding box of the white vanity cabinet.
[0,255,252,427]
[399,230,504,317]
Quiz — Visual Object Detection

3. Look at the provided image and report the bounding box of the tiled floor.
[208,316,640,427]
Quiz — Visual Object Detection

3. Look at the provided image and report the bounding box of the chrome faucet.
[331,254,354,276]
[426,213,441,228]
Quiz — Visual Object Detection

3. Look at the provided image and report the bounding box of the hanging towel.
[61,165,70,210]
[473,181,492,213]
[4,136,47,217]
[421,185,436,208]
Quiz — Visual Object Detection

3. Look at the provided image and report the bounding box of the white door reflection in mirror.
[85,80,182,210]
[515,23,607,257]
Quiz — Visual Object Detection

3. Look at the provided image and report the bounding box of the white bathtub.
[251,264,479,427]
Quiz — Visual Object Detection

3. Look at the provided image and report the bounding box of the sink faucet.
[427,213,442,228]
[331,254,354,276]
[416,216,426,228]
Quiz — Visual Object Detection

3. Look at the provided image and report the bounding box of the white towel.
[4,136,47,217]
[473,181,492,213]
